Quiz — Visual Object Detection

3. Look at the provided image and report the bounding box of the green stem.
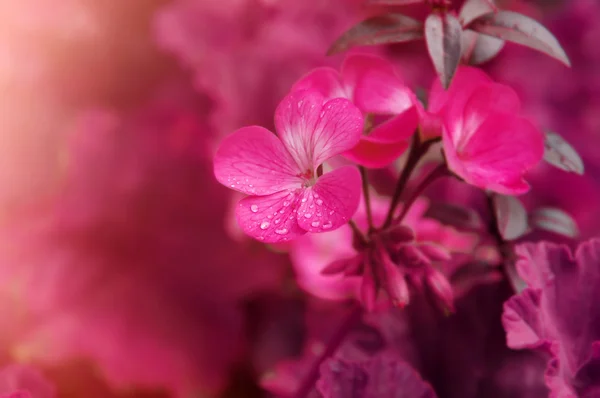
[359,166,374,233]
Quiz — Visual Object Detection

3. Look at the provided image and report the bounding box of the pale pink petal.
[296,166,361,233]
[291,67,348,100]
[428,65,493,115]
[274,90,364,170]
[235,190,306,243]
[343,54,416,115]
[214,126,301,195]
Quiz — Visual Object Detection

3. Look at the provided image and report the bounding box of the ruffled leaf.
[492,194,528,241]
[543,132,584,175]
[469,11,571,67]
[328,14,423,55]
[461,29,504,65]
[531,208,579,238]
[424,12,463,89]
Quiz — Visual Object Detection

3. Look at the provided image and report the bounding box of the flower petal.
[275,90,364,170]
[214,126,301,195]
[428,65,493,115]
[291,67,348,100]
[343,54,415,115]
[235,190,306,243]
[296,166,361,233]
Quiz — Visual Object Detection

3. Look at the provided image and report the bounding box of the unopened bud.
[425,269,455,312]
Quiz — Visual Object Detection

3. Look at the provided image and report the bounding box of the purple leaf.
[543,132,584,175]
[459,0,497,27]
[469,11,571,67]
[531,208,579,238]
[317,352,437,398]
[461,29,504,65]
[423,201,483,231]
[366,0,425,5]
[492,194,528,241]
[424,12,463,89]
[327,14,423,55]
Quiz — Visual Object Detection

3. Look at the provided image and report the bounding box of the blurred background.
[0,0,597,397]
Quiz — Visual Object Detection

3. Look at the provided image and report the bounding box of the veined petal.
[275,90,364,171]
[291,67,349,100]
[296,166,361,233]
[214,126,302,195]
[235,190,306,243]
[343,54,415,115]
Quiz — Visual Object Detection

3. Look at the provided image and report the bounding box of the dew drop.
[304,213,312,218]
[289,215,294,220]
[249,184,253,188]
[309,205,314,209]
[316,199,323,206]
[250,205,259,213]
[230,184,235,188]
[275,228,288,235]
[329,210,335,215]
[274,219,281,225]
[316,212,322,217]
[279,209,285,214]
[267,215,273,219]
[322,221,333,229]
[260,221,270,230]
[301,198,307,203]
[283,201,290,207]
[311,221,320,228]
[273,211,278,216]
[314,193,319,198]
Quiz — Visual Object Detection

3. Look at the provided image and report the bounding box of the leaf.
[531,208,579,238]
[424,12,463,89]
[366,0,425,5]
[469,11,571,67]
[459,0,497,27]
[423,201,484,231]
[493,194,528,241]
[462,29,504,64]
[328,14,423,55]
[543,132,584,175]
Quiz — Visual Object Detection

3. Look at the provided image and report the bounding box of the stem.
[382,136,439,228]
[486,194,514,289]
[348,219,367,247]
[393,163,448,225]
[359,166,374,232]
[293,305,362,398]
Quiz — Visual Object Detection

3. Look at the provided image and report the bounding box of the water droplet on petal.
[301,198,307,203]
[275,228,288,235]
[249,184,253,187]
[329,210,335,215]
[316,199,323,205]
[250,205,259,213]
[279,209,284,214]
[267,215,273,219]
[283,201,290,207]
[322,221,333,229]
[230,184,235,188]
[309,205,314,209]
[314,193,319,198]
[260,221,270,230]
[311,221,320,228]
[304,213,312,218]
[274,219,281,225]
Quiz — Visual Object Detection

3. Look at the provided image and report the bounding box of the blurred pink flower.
[214,89,364,242]
[0,364,54,398]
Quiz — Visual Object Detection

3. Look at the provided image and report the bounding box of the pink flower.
[0,364,54,398]
[438,66,544,195]
[292,54,419,168]
[214,89,364,243]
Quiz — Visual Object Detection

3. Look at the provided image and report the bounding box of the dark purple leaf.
[366,0,425,5]
[531,208,579,238]
[492,194,528,241]
[469,11,571,67]
[423,201,483,231]
[543,132,584,175]
[424,12,463,89]
[459,0,497,27]
[327,14,423,55]
[317,352,437,398]
[461,29,504,64]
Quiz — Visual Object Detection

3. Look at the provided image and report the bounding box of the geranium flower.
[214,89,364,243]
[292,54,419,168]
[438,67,544,195]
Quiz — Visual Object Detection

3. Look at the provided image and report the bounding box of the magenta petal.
[367,107,419,143]
[296,166,361,233]
[235,190,306,243]
[274,90,364,170]
[214,126,301,195]
[502,288,552,351]
[291,67,348,100]
[343,54,415,115]
[428,65,493,115]
[344,139,410,169]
